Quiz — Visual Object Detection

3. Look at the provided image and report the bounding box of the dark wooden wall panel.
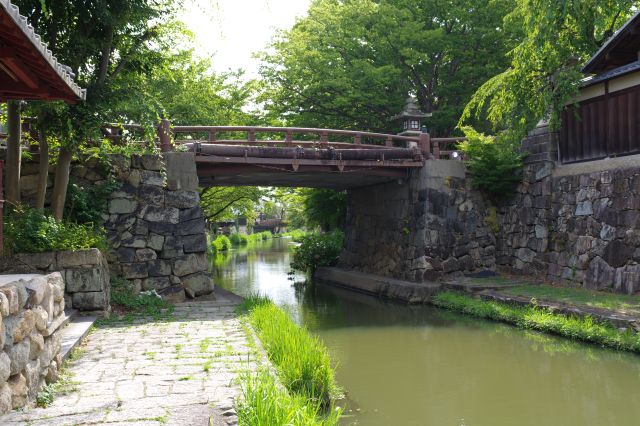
[559,85,640,163]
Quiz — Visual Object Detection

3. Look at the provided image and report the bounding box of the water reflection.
[213,238,640,426]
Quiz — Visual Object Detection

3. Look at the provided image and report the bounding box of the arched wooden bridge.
[109,121,464,189]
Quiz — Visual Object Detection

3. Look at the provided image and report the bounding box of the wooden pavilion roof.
[583,11,640,75]
[0,0,85,103]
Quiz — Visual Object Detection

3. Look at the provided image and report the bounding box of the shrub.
[458,126,527,199]
[229,231,272,246]
[229,232,249,245]
[64,179,121,225]
[210,235,232,253]
[290,230,344,274]
[4,206,107,254]
[282,229,309,242]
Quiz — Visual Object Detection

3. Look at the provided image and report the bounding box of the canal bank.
[316,266,640,353]
[214,237,640,426]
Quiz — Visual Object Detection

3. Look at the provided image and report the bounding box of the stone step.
[59,311,96,362]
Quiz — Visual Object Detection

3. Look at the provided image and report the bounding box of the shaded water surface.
[213,238,640,426]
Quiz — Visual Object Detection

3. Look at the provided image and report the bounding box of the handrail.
[171,125,424,143]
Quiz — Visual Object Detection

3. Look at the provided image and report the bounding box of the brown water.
[213,238,640,426]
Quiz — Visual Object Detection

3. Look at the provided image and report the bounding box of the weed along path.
[0,299,259,426]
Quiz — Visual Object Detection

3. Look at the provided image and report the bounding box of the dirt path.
[0,299,257,426]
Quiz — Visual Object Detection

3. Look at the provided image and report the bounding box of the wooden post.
[385,136,393,147]
[433,139,440,159]
[5,100,21,205]
[158,119,172,152]
[419,132,430,157]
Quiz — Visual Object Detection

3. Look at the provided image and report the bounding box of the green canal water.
[213,237,640,426]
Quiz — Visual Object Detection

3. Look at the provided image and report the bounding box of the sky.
[178,0,311,77]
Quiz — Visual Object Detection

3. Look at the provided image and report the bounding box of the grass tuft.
[237,369,341,426]
[433,291,640,352]
[239,296,339,406]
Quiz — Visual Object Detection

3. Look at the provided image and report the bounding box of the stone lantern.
[392,97,431,136]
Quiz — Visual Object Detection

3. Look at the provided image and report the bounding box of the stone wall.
[0,249,110,314]
[0,273,66,414]
[105,153,213,299]
[497,125,640,294]
[340,160,496,282]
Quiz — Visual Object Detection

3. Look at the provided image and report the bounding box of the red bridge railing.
[102,121,465,160]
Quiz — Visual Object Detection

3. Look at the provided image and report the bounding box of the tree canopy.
[461,0,639,137]
[259,0,517,136]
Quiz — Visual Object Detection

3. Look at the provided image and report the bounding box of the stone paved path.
[0,299,259,426]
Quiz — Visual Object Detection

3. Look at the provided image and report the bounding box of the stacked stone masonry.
[341,125,640,295]
[105,153,213,299]
[498,127,640,294]
[0,249,110,314]
[340,161,496,281]
[0,273,66,414]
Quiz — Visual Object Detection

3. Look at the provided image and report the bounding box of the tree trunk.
[35,117,49,210]
[5,100,21,206]
[50,147,72,221]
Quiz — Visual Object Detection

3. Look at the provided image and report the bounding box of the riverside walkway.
[0,297,254,426]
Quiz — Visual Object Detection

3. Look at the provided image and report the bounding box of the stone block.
[109,198,138,214]
[141,154,164,171]
[0,352,10,383]
[573,199,593,216]
[0,383,10,415]
[140,170,165,187]
[4,311,35,344]
[7,373,27,409]
[135,248,157,262]
[175,218,206,236]
[24,275,48,305]
[142,277,171,291]
[57,249,102,268]
[0,292,8,317]
[585,256,615,290]
[121,235,147,248]
[25,359,42,401]
[138,184,165,206]
[144,206,180,224]
[28,332,44,360]
[32,306,48,332]
[603,240,633,268]
[148,259,172,277]
[161,236,183,259]
[173,254,208,277]
[179,207,203,222]
[121,263,149,279]
[614,264,640,295]
[72,292,108,311]
[166,190,200,209]
[147,233,165,251]
[65,267,106,293]
[182,272,214,298]
[8,339,30,375]
[116,247,136,263]
[15,252,56,270]
[181,234,207,253]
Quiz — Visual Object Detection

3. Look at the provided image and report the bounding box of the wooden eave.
[583,10,640,75]
[0,0,85,103]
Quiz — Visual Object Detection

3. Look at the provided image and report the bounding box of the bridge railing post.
[433,139,440,159]
[158,119,173,152]
[419,132,430,157]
